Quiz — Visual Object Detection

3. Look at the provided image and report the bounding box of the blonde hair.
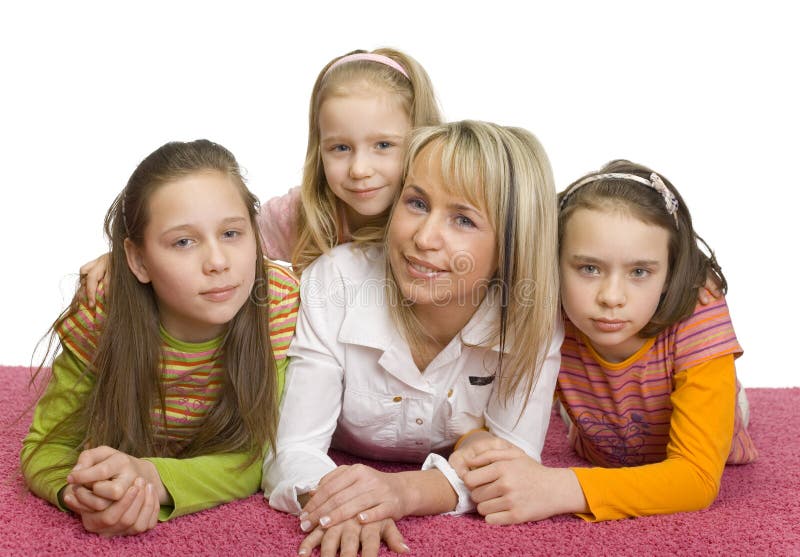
[386,121,560,402]
[291,47,442,273]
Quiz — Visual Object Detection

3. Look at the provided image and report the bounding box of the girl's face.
[560,208,670,362]
[124,171,257,343]
[387,142,498,314]
[319,88,410,229]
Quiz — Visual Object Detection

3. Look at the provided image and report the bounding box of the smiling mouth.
[348,186,385,196]
[406,256,444,277]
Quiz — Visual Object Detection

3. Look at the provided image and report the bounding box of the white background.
[1,1,796,386]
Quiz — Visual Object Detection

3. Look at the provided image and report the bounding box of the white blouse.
[263,244,563,514]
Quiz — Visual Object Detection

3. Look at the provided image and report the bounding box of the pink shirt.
[256,187,300,263]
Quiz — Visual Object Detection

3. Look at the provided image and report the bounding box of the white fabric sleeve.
[484,316,565,461]
[262,254,346,514]
[421,453,475,515]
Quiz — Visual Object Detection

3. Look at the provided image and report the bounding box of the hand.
[298,517,408,557]
[79,253,110,308]
[63,476,160,536]
[449,432,514,478]
[461,446,587,524]
[67,446,169,506]
[299,464,409,533]
[698,274,722,305]
[61,483,114,513]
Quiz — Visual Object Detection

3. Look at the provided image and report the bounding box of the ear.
[124,238,151,284]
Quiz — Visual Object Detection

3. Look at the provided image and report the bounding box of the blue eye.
[455,215,476,228]
[406,197,427,212]
[223,230,241,239]
[332,144,350,152]
[580,264,599,275]
[377,141,392,149]
[631,268,650,278]
[174,238,193,248]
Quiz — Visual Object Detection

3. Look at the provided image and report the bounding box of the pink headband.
[324,52,409,80]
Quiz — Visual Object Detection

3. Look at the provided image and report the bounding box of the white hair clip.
[647,173,679,224]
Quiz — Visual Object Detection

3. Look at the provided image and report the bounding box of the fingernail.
[402,543,410,553]
[319,516,331,527]
[358,512,368,522]
[300,520,311,532]
[298,550,308,556]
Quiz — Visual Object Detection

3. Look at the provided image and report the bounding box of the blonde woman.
[264,121,563,556]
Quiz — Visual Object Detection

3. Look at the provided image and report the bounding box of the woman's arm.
[262,259,347,513]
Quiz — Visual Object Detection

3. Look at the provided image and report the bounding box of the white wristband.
[421,453,475,515]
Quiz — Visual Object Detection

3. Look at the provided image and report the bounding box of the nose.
[203,240,229,274]
[413,213,443,251]
[597,274,625,307]
[349,150,374,180]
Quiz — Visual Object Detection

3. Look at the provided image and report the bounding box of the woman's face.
[387,142,498,313]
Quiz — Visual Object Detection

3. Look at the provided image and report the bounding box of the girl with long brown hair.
[20,139,299,536]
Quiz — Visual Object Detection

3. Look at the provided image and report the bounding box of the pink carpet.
[1,365,797,556]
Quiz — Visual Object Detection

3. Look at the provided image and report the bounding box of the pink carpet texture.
[1,365,798,556]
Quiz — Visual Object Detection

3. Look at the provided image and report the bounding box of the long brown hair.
[558,159,726,337]
[291,47,443,273]
[27,140,278,473]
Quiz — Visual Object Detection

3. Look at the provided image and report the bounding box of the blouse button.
[393,396,402,402]
[416,418,424,425]
[447,389,453,398]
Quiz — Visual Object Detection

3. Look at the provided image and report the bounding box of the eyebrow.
[569,254,662,267]
[321,132,406,143]
[161,216,249,236]
[406,184,482,216]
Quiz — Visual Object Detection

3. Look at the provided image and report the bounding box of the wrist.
[57,484,71,510]
[140,459,170,505]
[552,468,588,515]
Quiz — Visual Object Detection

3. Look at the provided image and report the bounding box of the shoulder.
[667,296,742,370]
[302,243,385,290]
[263,186,301,212]
[263,260,300,360]
[55,284,108,367]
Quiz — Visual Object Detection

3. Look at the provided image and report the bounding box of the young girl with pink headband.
[77,48,442,294]
[451,160,757,524]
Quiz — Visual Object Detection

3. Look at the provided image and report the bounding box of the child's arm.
[463,355,737,523]
[20,349,93,509]
[256,187,300,263]
[79,253,110,308]
[460,444,588,523]
[568,355,736,521]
